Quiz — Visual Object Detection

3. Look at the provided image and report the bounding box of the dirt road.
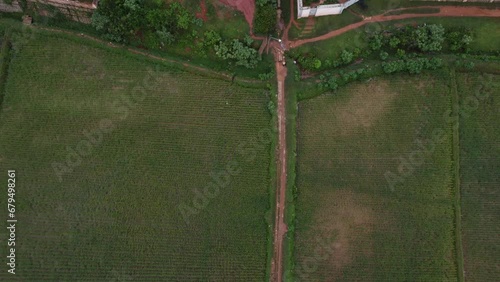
[290,6,500,48]
[270,49,288,282]
[269,4,500,282]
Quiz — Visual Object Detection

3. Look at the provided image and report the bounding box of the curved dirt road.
[290,6,500,48]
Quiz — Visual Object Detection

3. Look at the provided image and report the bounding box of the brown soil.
[313,189,375,279]
[270,4,500,282]
[219,0,256,29]
[270,44,288,282]
[333,80,397,135]
[196,0,208,22]
[290,6,500,48]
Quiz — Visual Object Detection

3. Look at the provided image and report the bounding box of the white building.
[297,0,359,19]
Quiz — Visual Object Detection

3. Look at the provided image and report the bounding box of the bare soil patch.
[218,0,255,28]
[314,189,376,279]
[332,80,397,135]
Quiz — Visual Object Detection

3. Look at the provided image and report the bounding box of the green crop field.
[0,28,273,280]
[293,74,460,281]
[457,72,500,281]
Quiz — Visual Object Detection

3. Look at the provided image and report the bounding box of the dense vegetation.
[0,28,273,280]
[290,24,473,74]
[254,0,277,35]
[92,0,199,46]
[90,0,266,70]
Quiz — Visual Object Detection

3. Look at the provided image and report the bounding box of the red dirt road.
[219,0,256,28]
[290,6,500,48]
[270,44,288,282]
[270,4,500,282]
[196,0,208,22]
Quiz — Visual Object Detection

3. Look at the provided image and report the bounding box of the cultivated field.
[0,30,273,280]
[293,75,459,281]
[457,72,500,281]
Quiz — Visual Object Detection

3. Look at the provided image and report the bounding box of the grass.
[457,71,500,281]
[7,0,274,81]
[0,26,274,280]
[351,0,497,16]
[289,11,362,40]
[384,7,440,16]
[0,30,12,107]
[283,57,300,281]
[292,73,459,280]
[294,17,500,63]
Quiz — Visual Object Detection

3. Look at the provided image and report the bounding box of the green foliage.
[214,39,260,69]
[414,24,445,52]
[267,100,276,113]
[340,50,354,65]
[92,0,197,46]
[0,33,12,107]
[382,57,443,74]
[297,54,322,71]
[369,33,383,51]
[389,37,400,49]
[379,51,389,61]
[203,30,222,47]
[446,28,473,52]
[253,4,277,35]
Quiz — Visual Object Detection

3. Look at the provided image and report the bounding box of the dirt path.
[219,0,256,29]
[290,6,500,48]
[270,43,288,282]
[269,4,500,282]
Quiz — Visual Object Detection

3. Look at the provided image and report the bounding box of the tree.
[447,29,473,52]
[340,50,354,65]
[382,60,405,74]
[369,33,383,51]
[405,58,425,74]
[379,51,389,61]
[389,37,400,49]
[253,4,276,35]
[414,24,445,52]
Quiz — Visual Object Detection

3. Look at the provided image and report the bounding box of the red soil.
[290,6,500,48]
[219,0,256,28]
[196,0,208,22]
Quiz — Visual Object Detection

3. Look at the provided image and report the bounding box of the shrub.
[340,50,354,65]
[253,4,276,35]
[379,51,389,61]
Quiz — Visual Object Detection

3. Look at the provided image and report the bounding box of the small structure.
[297,0,359,19]
[22,15,33,25]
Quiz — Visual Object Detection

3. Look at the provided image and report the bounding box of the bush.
[340,50,354,65]
[92,0,197,46]
[414,24,445,52]
[253,4,276,35]
[379,51,389,61]
[214,39,260,69]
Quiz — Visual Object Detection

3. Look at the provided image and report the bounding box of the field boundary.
[283,68,298,281]
[265,84,279,282]
[39,25,266,87]
[0,19,268,88]
[450,68,465,282]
